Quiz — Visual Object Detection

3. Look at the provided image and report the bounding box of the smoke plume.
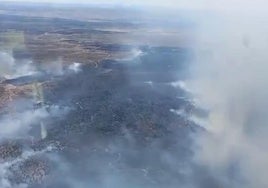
[188,6,268,188]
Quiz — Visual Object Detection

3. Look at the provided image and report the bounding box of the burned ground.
[34,47,202,188]
[0,6,211,188]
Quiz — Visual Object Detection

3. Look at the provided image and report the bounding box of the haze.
[1,0,268,11]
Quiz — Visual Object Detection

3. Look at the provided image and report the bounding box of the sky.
[1,0,267,11]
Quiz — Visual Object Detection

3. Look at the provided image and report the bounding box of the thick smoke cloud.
[187,6,268,188]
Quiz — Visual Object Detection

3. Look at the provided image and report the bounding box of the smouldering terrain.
[0,3,214,188]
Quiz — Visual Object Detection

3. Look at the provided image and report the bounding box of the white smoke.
[187,7,268,188]
[68,62,81,73]
[0,103,69,140]
[0,52,37,79]
[117,48,145,61]
[0,52,83,80]
[0,108,48,139]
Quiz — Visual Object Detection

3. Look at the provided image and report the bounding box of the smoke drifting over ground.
[0,51,82,81]
[0,52,36,79]
[0,49,77,187]
[188,7,268,188]
[1,1,268,187]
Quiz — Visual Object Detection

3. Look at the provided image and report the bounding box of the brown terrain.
[0,4,193,108]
